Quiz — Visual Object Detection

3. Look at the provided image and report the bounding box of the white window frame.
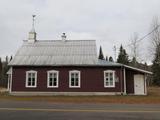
[104,70,115,88]
[47,70,59,88]
[69,70,81,88]
[26,70,37,88]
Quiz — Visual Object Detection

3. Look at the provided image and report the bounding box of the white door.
[134,74,145,95]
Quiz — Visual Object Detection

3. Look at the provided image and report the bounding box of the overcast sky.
[0,0,160,63]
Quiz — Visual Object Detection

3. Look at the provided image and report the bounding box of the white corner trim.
[25,70,37,88]
[69,70,81,88]
[47,70,59,88]
[9,67,13,93]
[144,74,147,95]
[104,70,115,88]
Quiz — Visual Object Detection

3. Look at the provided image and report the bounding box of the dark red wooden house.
[7,28,152,95]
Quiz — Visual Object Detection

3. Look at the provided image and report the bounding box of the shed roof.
[9,40,98,66]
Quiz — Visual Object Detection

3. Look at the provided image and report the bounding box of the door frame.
[134,74,146,95]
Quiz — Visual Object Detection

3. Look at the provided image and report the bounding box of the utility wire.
[124,25,160,47]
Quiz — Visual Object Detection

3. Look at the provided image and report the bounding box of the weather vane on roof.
[32,15,36,30]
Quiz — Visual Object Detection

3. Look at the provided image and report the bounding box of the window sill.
[69,86,81,88]
[104,86,115,88]
[47,86,59,88]
[25,86,37,88]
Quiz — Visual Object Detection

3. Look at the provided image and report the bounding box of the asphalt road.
[0,100,160,120]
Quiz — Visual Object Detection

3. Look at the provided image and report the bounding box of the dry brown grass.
[148,86,160,96]
[0,87,160,104]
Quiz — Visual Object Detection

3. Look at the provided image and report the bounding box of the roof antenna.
[32,15,36,32]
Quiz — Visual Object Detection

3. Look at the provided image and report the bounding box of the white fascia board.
[123,65,152,74]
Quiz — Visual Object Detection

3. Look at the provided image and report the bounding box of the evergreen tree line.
[0,56,12,87]
[98,46,114,62]
[98,45,149,70]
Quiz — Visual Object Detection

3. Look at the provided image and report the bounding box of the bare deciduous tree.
[150,17,160,55]
[150,16,160,86]
[129,32,140,66]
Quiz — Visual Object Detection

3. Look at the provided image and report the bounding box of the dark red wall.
[11,66,124,92]
[126,70,134,94]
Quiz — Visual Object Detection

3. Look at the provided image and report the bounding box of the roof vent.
[61,33,66,41]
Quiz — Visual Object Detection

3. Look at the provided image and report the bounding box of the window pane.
[75,78,79,86]
[28,78,31,82]
[32,78,35,82]
[53,78,57,86]
[110,73,113,77]
[54,78,57,81]
[110,77,113,81]
[105,73,108,77]
[106,82,109,86]
[110,82,113,86]
[49,81,53,86]
[53,81,57,86]
[53,73,57,77]
[49,78,53,81]
[75,73,78,78]
[32,81,35,86]
[28,81,31,86]
[71,78,75,86]
[71,73,74,78]
[50,73,53,78]
[28,73,31,78]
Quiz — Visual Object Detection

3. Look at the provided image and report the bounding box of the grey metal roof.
[8,39,152,74]
[9,40,98,66]
[96,60,122,66]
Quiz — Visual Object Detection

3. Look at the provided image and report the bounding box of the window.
[47,70,59,88]
[104,70,115,87]
[69,70,80,88]
[26,70,37,88]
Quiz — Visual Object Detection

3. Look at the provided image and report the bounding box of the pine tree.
[109,56,114,62]
[152,44,160,86]
[105,56,108,61]
[117,45,129,65]
[10,56,13,61]
[5,56,8,64]
[130,57,137,67]
[98,46,104,60]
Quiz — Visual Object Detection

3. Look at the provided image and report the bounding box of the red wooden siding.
[11,66,124,92]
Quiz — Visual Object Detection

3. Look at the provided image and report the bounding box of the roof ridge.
[23,40,96,42]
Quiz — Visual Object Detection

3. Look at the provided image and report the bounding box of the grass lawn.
[0,87,160,104]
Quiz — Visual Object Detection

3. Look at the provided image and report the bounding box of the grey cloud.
[0,0,160,63]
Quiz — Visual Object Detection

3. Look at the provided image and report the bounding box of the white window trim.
[104,70,115,88]
[47,70,59,88]
[69,70,81,88]
[26,70,37,88]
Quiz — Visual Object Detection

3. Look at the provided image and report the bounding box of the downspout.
[144,73,147,95]
[123,67,126,95]
[120,65,123,95]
